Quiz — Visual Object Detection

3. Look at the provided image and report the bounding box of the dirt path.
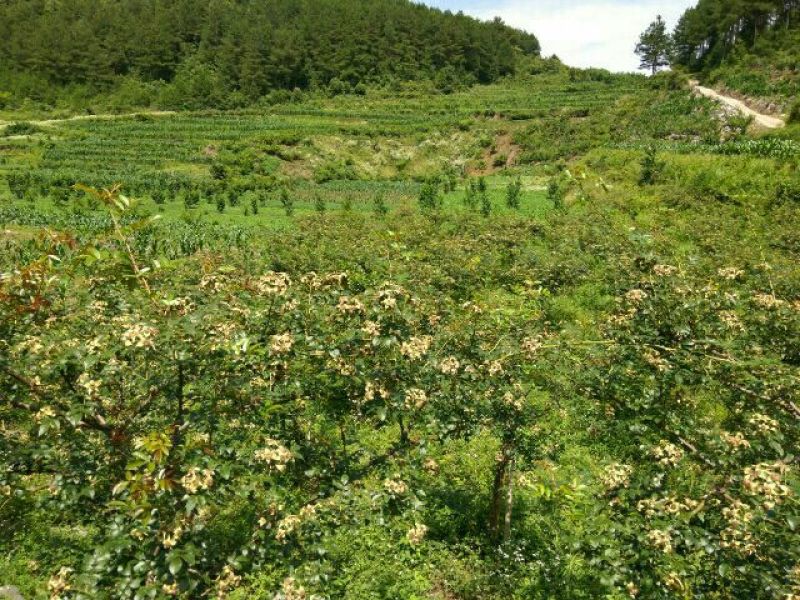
[470,132,521,176]
[0,110,176,130]
[690,80,785,129]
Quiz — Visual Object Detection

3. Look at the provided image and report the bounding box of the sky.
[421,0,696,73]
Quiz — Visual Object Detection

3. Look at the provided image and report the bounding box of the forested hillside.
[0,0,539,109]
[673,0,799,110]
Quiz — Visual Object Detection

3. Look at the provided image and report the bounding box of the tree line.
[0,0,540,106]
[673,0,800,70]
[636,1,800,74]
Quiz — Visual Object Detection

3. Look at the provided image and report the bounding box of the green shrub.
[506,177,522,209]
[638,146,664,186]
[789,100,800,124]
[418,180,441,212]
[280,187,294,216]
[2,121,42,137]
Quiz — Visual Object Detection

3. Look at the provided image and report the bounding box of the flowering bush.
[2,177,799,599]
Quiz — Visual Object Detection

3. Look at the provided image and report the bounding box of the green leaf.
[168,554,183,575]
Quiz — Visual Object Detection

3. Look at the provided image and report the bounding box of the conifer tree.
[635,16,672,75]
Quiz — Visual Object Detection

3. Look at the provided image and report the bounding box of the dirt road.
[690,81,785,129]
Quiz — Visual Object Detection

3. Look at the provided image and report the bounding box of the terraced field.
[0,73,648,212]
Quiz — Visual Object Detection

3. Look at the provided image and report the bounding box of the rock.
[0,587,24,600]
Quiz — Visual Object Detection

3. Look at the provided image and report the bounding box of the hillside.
[2,4,800,600]
[673,0,800,113]
[0,0,539,110]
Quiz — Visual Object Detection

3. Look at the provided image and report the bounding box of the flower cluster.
[647,528,673,554]
[160,525,183,549]
[717,267,744,280]
[384,476,409,496]
[404,388,428,410]
[48,566,73,599]
[276,576,307,600]
[625,289,648,305]
[270,333,294,356]
[34,406,56,422]
[254,439,294,472]
[600,463,633,492]
[752,293,786,309]
[720,431,751,451]
[256,272,291,296]
[275,514,302,543]
[748,413,779,435]
[406,523,428,546]
[742,462,791,510]
[636,495,699,518]
[362,320,381,337]
[438,356,460,375]
[503,391,523,411]
[337,295,364,314]
[77,372,102,398]
[119,319,157,349]
[653,264,678,277]
[720,499,756,556]
[161,295,195,315]
[180,467,214,494]
[215,565,242,597]
[651,440,684,467]
[718,310,744,331]
[400,336,432,360]
[522,335,544,358]
[364,381,389,403]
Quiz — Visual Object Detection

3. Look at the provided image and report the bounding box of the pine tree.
[636,16,672,75]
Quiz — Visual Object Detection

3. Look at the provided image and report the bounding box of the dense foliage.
[672,0,800,106]
[0,0,539,109]
[2,15,800,600]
